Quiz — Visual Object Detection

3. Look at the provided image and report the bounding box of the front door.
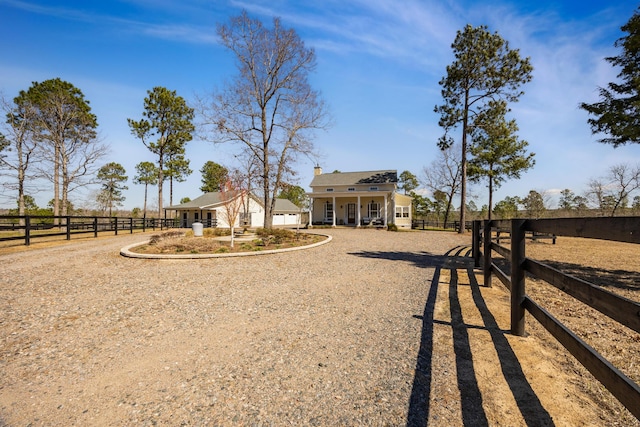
[347,203,356,225]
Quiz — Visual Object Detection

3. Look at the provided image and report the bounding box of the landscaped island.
[129,228,327,255]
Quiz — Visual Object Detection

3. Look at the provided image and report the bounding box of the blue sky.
[1,0,639,211]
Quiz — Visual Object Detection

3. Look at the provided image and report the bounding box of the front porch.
[310,194,390,228]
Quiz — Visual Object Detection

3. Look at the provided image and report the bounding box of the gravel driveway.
[1,228,620,426]
[0,229,470,425]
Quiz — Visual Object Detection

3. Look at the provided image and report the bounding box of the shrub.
[149,230,185,245]
[387,224,398,232]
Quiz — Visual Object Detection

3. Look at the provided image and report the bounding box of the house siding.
[166,193,300,229]
[308,170,412,228]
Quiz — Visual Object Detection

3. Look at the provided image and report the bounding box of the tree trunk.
[443,201,451,229]
[53,141,60,224]
[17,144,26,227]
[169,176,174,207]
[157,155,164,218]
[61,150,69,217]
[143,183,148,217]
[488,176,494,220]
[459,90,469,234]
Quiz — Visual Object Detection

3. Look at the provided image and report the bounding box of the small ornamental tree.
[219,169,246,248]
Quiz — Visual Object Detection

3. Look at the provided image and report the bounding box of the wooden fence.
[0,215,181,246]
[412,219,473,231]
[471,217,640,420]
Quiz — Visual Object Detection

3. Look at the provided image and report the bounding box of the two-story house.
[308,167,412,228]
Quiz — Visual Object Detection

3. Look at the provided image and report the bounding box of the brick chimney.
[314,165,323,176]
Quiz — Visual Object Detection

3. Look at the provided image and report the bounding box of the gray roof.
[310,170,398,187]
[272,198,302,213]
[166,192,225,209]
[166,192,301,213]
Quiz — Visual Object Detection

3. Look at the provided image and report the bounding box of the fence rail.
[0,215,180,246]
[472,217,640,420]
[411,219,473,231]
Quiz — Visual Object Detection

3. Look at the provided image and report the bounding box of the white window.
[368,202,380,218]
[326,188,334,192]
[348,187,355,192]
[396,206,410,218]
[369,186,378,191]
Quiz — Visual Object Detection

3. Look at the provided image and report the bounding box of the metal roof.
[309,170,398,187]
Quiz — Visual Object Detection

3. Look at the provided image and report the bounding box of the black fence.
[471,217,640,420]
[412,219,473,231]
[0,215,180,246]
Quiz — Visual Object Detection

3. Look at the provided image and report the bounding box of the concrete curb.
[120,233,332,259]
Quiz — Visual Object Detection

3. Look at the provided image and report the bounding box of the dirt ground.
[0,230,638,426]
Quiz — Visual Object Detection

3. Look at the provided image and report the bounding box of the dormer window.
[326,188,334,192]
[348,187,355,192]
[369,186,378,191]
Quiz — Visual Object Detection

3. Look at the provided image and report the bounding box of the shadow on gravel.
[350,246,554,427]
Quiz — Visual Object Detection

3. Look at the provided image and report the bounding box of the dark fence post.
[130,217,133,234]
[66,216,71,240]
[472,220,481,268]
[511,219,526,336]
[25,215,31,246]
[93,217,98,238]
[113,217,118,235]
[483,220,492,287]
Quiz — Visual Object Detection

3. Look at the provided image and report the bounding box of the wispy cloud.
[231,0,458,68]
[0,0,218,44]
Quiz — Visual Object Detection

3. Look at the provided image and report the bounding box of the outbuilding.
[165,192,302,229]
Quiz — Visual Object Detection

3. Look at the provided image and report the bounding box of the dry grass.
[492,236,640,425]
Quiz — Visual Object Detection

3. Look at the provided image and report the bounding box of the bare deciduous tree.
[586,163,640,216]
[200,11,329,229]
[14,78,106,220]
[422,143,462,228]
[0,94,42,223]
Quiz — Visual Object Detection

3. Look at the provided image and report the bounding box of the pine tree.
[581,8,640,146]
[128,87,194,217]
[435,24,532,232]
[96,162,128,217]
[467,100,535,219]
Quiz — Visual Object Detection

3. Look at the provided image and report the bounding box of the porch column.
[332,196,336,227]
[357,195,361,228]
[383,194,388,226]
[309,198,314,228]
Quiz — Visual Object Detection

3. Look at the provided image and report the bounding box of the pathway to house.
[0,228,611,425]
